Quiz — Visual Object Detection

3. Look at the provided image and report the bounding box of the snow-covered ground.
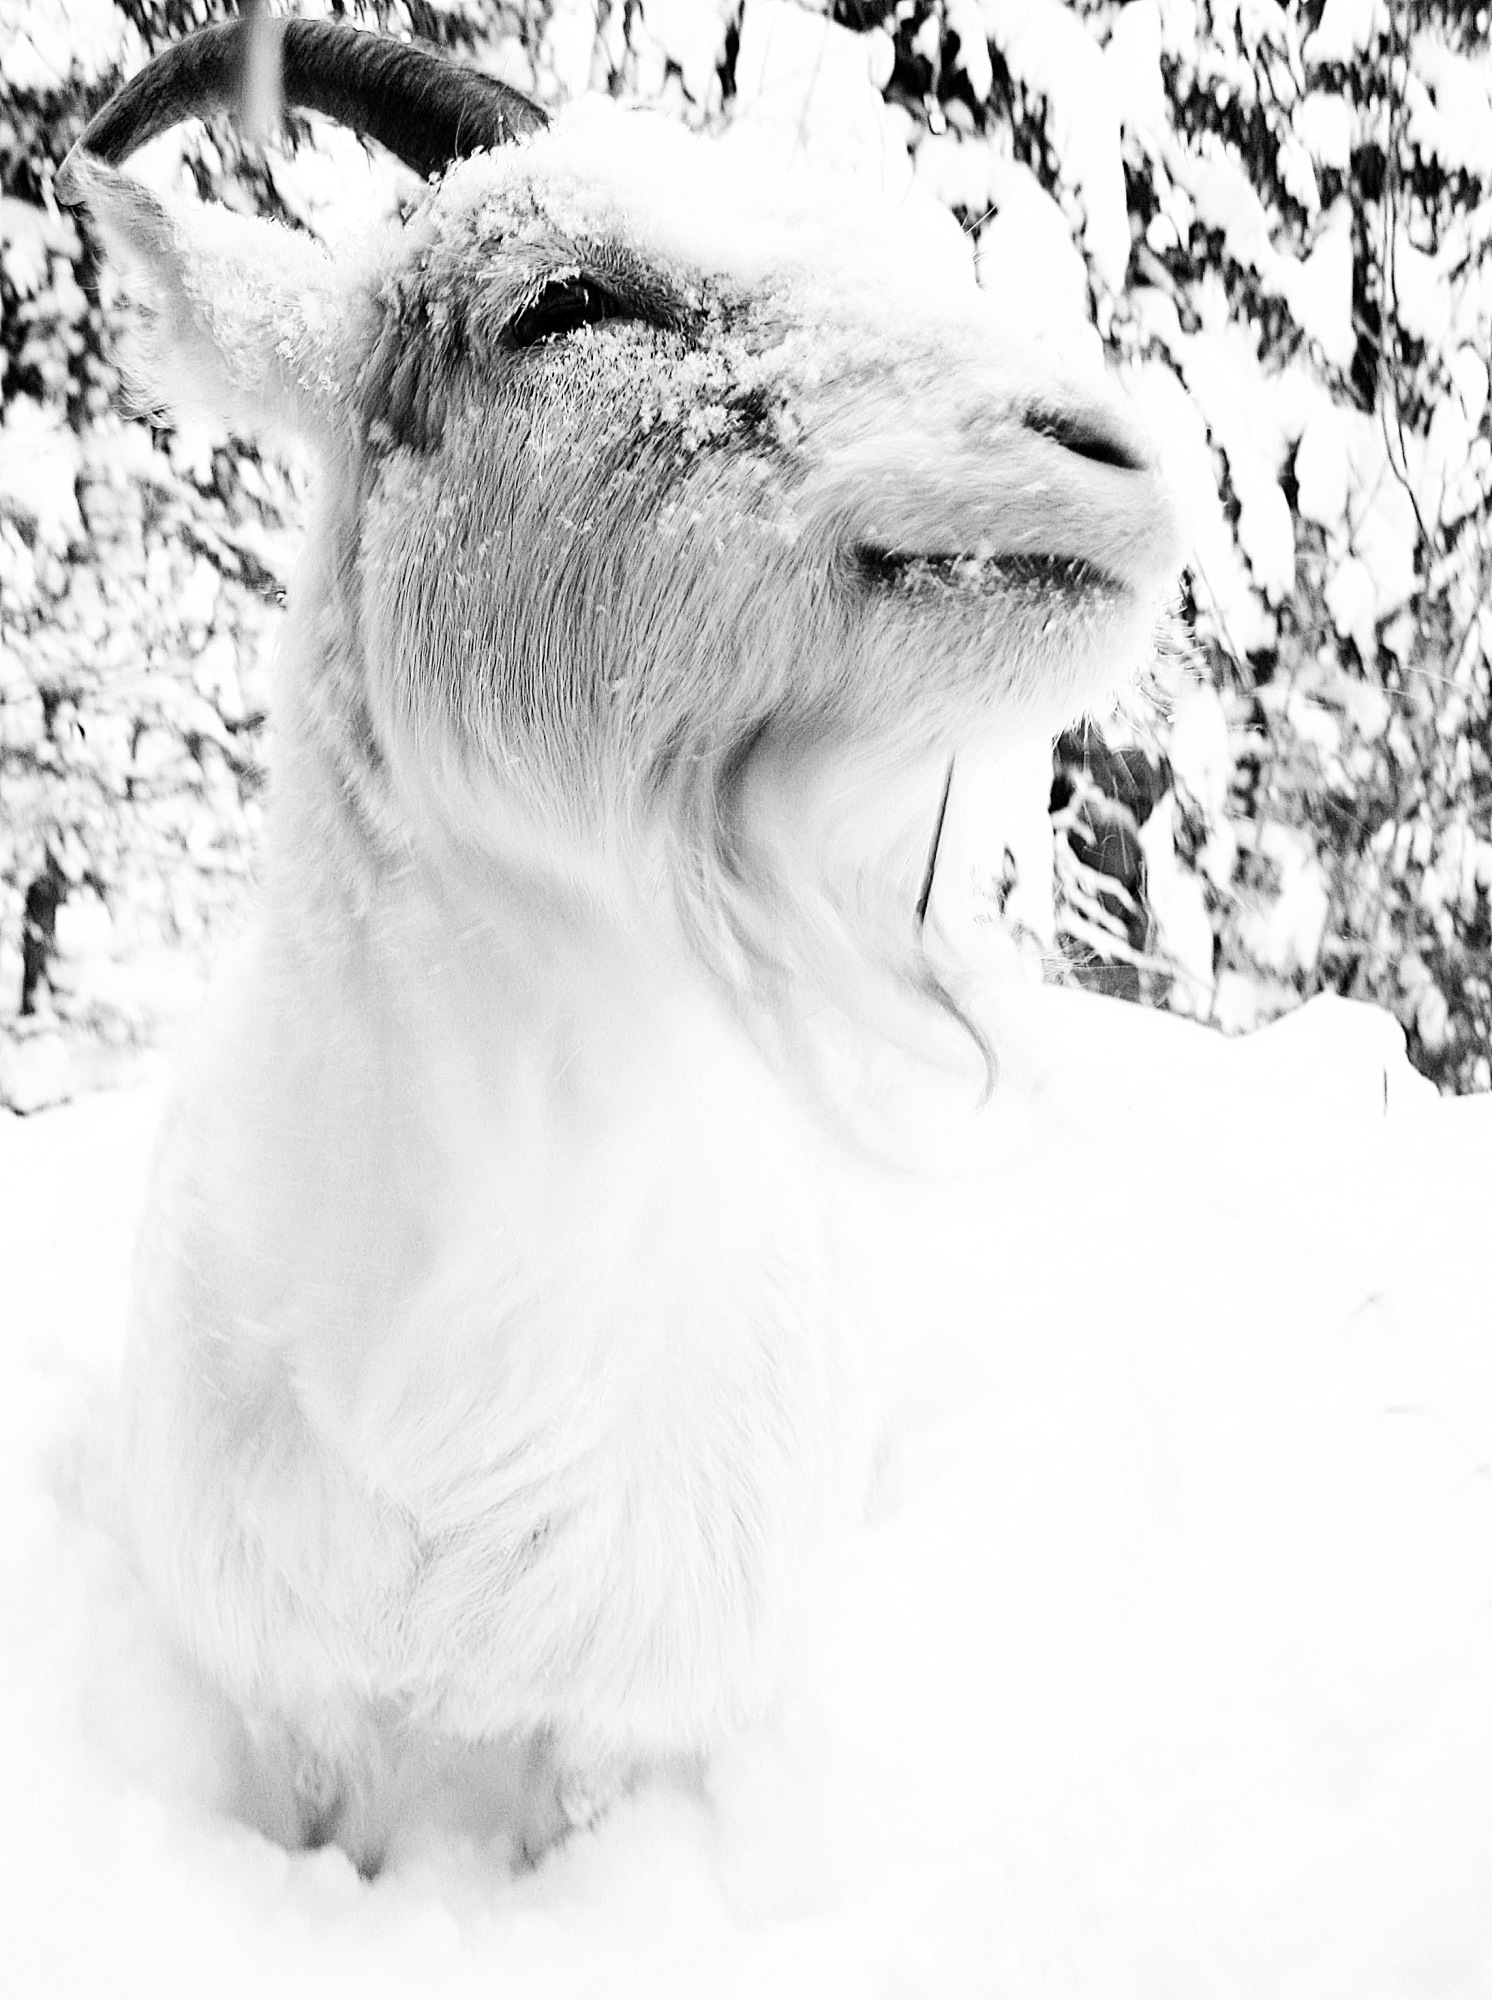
[3,987,1490,1997]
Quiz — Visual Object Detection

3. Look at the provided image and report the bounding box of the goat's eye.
[507,276,631,349]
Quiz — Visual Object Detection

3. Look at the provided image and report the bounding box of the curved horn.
[62,17,547,186]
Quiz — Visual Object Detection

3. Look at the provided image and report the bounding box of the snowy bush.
[1,0,1488,1090]
[1039,0,1491,1096]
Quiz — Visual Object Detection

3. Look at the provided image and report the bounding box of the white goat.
[62,18,1178,1868]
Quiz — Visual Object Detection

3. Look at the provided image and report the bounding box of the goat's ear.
[62,154,350,444]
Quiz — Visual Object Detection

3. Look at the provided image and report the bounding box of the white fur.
[75,94,1179,1867]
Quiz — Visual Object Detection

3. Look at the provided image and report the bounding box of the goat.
[61,17,1179,1870]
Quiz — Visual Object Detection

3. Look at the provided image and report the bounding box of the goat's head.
[62,19,1179,1077]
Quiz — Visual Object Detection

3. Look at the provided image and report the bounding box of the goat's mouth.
[853,546,1122,599]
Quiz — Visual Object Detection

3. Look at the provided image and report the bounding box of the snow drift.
[3,987,1490,1997]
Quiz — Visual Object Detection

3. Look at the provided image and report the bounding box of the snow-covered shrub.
[1,0,290,1049]
[994,0,1488,1092]
[2,0,1488,1092]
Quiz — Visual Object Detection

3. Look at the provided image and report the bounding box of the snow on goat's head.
[62,19,1178,1059]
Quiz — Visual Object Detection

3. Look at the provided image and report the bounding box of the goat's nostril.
[1024,403,1147,474]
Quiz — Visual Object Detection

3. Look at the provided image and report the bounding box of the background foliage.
[1,0,1488,1092]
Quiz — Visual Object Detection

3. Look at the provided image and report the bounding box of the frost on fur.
[65,23,1179,1870]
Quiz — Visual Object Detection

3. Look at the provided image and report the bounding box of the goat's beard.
[663,720,998,1157]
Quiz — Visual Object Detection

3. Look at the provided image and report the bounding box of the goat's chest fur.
[123,854,881,1858]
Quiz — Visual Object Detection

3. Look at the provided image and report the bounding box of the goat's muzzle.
[814,391,1180,607]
